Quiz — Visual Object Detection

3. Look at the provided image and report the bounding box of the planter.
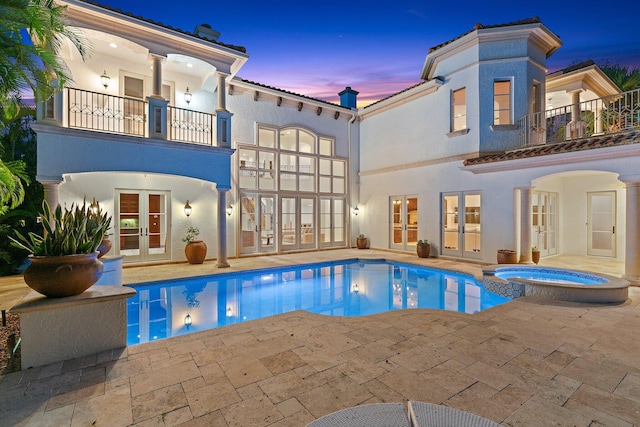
[356,237,368,249]
[532,251,541,265]
[24,252,104,298]
[185,240,207,264]
[416,244,430,258]
[497,249,517,264]
[97,236,112,258]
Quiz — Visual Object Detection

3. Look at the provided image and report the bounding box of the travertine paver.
[1,249,639,426]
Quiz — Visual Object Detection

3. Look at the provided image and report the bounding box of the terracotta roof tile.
[238,79,349,109]
[428,17,547,54]
[547,60,595,77]
[82,1,247,53]
[463,130,640,166]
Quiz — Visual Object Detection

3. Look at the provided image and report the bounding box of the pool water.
[127,259,510,345]
[494,270,605,285]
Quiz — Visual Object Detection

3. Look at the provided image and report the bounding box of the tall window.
[493,80,512,125]
[451,88,466,131]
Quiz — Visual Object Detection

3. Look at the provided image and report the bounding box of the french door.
[319,197,345,248]
[116,190,170,262]
[441,192,481,259]
[281,196,316,251]
[240,194,276,255]
[587,191,616,257]
[390,196,418,251]
[532,191,558,257]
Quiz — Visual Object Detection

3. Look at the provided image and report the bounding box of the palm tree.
[599,63,640,92]
[0,0,87,212]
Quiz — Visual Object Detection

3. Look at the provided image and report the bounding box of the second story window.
[451,88,466,131]
[493,80,512,125]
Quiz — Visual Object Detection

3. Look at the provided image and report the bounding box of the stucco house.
[34,1,640,281]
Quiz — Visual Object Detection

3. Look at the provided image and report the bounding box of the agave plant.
[10,200,109,256]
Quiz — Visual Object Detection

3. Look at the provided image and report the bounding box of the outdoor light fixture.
[353,206,359,216]
[184,313,192,329]
[226,306,232,317]
[100,70,110,89]
[352,283,359,294]
[184,87,192,104]
[184,200,192,217]
[226,203,233,216]
[89,198,99,215]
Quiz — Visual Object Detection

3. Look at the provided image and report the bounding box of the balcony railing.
[65,88,215,145]
[168,106,214,145]
[517,88,640,148]
[68,88,146,137]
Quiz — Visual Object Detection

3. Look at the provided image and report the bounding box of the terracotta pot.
[416,244,430,258]
[356,237,368,249]
[97,236,112,258]
[24,253,104,298]
[185,240,207,264]
[497,249,517,264]
[532,251,540,265]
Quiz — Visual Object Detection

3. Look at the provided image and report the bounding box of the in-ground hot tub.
[482,265,629,303]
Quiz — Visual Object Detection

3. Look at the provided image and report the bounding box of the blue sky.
[100,0,640,105]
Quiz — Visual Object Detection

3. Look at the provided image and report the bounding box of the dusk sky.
[99,0,640,106]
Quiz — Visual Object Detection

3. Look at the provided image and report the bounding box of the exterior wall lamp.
[353,206,359,216]
[184,87,192,104]
[184,200,192,217]
[184,313,192,329]
[226,203,233,216]
[100,70,110,89]
[89,198,100,215]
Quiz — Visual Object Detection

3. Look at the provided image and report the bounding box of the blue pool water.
[127,259,510,345]
[494,270,605,285]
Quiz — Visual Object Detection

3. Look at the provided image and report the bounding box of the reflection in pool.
[126,260,509,345]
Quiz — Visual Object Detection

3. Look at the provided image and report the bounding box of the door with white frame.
[390,196,418,251]
[116,190,170,263]
[240,193,276,255]
[587,191,616,257]
[319,197,346,248]
[280,196,317,251]
[441,192,481,259]
[532,191,558,257]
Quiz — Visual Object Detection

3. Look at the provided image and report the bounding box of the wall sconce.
[353,206,359,216]
[184,87,192,104]
[184,200,192,217]
[89,198,99,215]
[226,306,232,317]
[352,283,359,294]
[184,313,192,329]
[100,70,110,89]
[226,203,233,216]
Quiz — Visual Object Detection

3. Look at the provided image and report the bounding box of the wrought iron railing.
[168,106,214,145]
[517,88,640,147]
[67,88,146,136]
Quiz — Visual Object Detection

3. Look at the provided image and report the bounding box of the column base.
[217,261,230,268]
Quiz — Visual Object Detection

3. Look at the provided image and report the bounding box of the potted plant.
[10,200,108,298]
[183,226,207,264]
[532,246,540,264]
[356,233,368,249]
[87,200,112,258]
[416,239,430,258]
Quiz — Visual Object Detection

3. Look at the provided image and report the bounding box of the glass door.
[281,197,298,251]
[116,190,170,262]
[319,197,345,248]
[441,192,481,259]
[259,196,276,253]
[390,196,418,251]
[587,191,616,257]
[532,191,558,257]
[240,194,257,254]
[240,194,276,255]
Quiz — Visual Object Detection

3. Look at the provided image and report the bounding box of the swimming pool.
[127,259,510,345]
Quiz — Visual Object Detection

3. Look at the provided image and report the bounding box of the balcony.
[517,88,640,148]
[62,88,215,145]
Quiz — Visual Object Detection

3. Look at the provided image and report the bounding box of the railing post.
[147,97,168,140]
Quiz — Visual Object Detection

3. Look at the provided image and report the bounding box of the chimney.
[339,86,359,109]
[193,23,221,42]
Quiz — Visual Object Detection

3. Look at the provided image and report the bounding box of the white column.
[622,178,640,282]
[150,54,164,98]
[214,73,232,148]
[217,188,230,268]
[519,186,533,264]
[41,180,61,210]
[217,73,228,111]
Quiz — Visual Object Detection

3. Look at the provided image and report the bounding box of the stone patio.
[1,250,639,426]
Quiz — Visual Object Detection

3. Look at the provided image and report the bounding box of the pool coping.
[482,264,629,303]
